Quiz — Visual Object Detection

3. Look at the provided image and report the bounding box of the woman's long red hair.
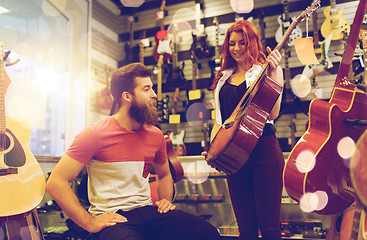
[210,20,266,90]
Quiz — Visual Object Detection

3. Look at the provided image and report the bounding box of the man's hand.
[87,211,127,233]
[155,199,176,213]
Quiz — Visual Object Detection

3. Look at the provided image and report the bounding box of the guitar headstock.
[157,55,164,68]
[160,0,166,11]
[298,0,321,22]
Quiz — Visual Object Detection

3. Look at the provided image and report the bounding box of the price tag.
[188,89,201,100]
[169,114,181,124]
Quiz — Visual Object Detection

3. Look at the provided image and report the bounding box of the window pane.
[0,0,68,155]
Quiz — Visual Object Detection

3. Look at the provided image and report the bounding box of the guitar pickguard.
[1,129,26,168]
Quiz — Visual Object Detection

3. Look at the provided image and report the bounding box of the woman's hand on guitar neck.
[265,47,283,85]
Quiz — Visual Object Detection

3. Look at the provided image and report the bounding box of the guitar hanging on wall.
[208,16,221,90]
[95,64,113,111]
[165,23,186,90]
[321,0,351,41]
[302,11,333,99]
[167,88,186,157]
[156,55,169,123]
[275,0,302,46]
[121,14,135,66]
[191,0,211,59]
[0,43,46,217]
[153,0,172,63]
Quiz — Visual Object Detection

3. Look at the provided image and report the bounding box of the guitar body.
[0,117,46,217]
[164,135,184,183]
[165,62,186,89]
[97,87,113,110]
[147,136,184,205]
[168,130,186,156]
[321,6,351,40]
[275,16,302,46]
[208,58,220,88]
[153,35,172,63]
[283,88,367,215]
[191,33,211,59]
[207,76,282,174]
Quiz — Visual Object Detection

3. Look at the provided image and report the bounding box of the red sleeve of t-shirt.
[66,124,100,164]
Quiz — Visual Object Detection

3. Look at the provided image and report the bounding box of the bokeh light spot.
[172,8,196,23]
[291,74,311,98]
[295,150,316,173]
[299,191,328,212]
[230,0,254,13]
[120,0,144,7]
[186,161,210,184]
[337,136,355,159]
[186,102,210,127]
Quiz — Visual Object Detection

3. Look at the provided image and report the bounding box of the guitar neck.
[214,18,220,59]
[160,0,166,31]
[350,200,363,240]
[139,39,144,64]
[172,25,179,67]
[139,31,146,64]
[334,0,367,89]
[157,68,162,102]
[195,1,201,30]
[313,12,320,45]
[127,15,134,62]
[360,30,367,85]
[259,9,266,52]
[330,0,336,12]
[192,55,198,90]
[157,55,164,102]
[0,42,5,134]
[282,0,291,86]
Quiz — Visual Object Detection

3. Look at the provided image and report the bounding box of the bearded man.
[46,63,220,240]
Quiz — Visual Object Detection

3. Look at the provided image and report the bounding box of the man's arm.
[153,159,176,213]
[46,155,126,232]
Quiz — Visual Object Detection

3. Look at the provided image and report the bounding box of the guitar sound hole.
[0,133,11,152]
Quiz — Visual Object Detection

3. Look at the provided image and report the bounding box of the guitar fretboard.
[0,42,6,135]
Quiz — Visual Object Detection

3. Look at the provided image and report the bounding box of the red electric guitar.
[153,0,172,63]
[283,0,367,215]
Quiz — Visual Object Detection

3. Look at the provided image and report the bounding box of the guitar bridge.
[0,167,18,176]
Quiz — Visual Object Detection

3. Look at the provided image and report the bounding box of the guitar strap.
[334,0,367,89]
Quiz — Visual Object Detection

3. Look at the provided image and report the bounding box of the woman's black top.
[219,80,275,135]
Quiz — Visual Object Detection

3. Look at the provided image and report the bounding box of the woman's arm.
[265,47,284,120]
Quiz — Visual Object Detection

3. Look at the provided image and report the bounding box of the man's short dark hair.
[110,63,151,109]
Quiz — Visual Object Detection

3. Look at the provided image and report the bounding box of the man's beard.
[129,98,159,127]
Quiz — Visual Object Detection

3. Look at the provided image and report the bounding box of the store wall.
[89,0,361,154]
